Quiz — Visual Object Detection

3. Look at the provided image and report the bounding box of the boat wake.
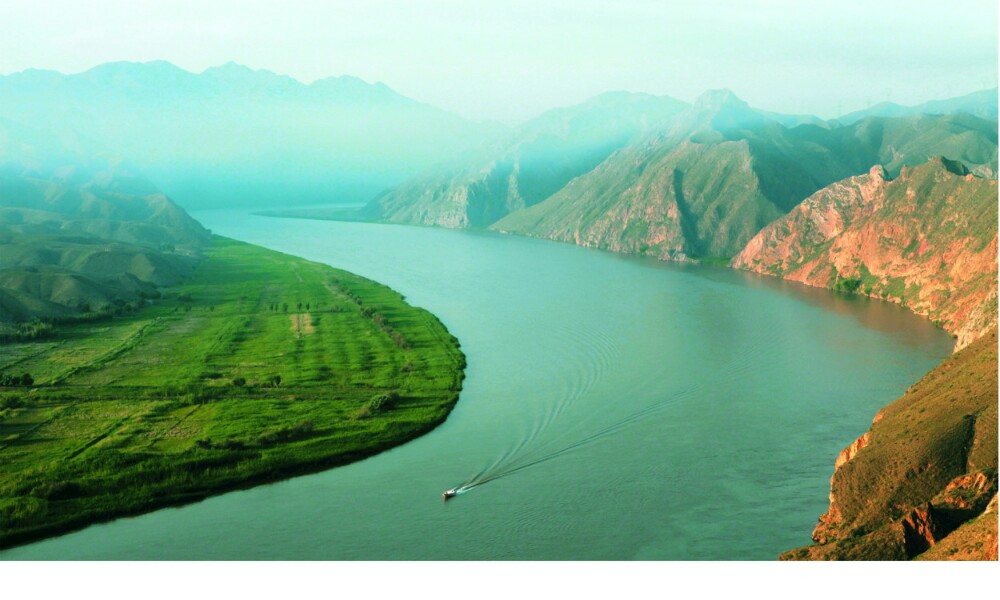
[447,384,697,498]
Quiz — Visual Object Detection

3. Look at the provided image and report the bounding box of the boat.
[442,489,458,501]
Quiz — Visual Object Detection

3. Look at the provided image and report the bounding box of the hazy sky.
[1,0,996,123]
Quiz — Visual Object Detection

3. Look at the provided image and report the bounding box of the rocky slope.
[781,329,998,561]
[489,94,997,259]
[732,157,998,349]
[365,92,689,228]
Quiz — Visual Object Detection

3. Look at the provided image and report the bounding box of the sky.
[0,0,996,123]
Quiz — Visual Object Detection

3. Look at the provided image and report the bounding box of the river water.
[2,211,952,560]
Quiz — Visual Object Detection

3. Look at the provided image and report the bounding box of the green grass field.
[0,236,465,548]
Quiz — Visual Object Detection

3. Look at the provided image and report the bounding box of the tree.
[19,373,33,387]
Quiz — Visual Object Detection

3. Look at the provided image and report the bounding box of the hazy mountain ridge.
[733,158,998,350]
[0,118,210,249]
[0,61,497,209]
[834,87,999,126]
[489,92,998,259]
[365,92,691,228]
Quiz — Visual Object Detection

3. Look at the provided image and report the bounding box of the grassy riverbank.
[0,236,465,549]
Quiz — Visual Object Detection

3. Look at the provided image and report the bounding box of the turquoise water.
[1,212,953,560]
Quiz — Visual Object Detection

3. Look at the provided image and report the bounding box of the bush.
[359,392,400,418]
[31,480,82,500]
[232,377,246,387]
[1,396,25,409]
[834,277,862,294]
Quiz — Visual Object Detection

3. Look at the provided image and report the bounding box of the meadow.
[0,237,465,548]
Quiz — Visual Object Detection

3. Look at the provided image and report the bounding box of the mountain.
[0,118,210,332]
[363,92,690,228]
[0,61,495,209]
[835,88,999,125]
[490,93,998,260]
[733,158,998,349]
[0,118,210,249]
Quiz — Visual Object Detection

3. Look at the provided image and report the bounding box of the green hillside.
[0,237,465,548]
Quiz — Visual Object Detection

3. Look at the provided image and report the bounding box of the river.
[1,210,953,560]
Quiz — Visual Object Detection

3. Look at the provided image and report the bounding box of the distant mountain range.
[1,61,994,214]
[833,88,999,125]
[367,87,996,259]
[0,61,498,208]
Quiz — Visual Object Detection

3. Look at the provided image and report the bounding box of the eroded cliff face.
[733,158,998,350]
[781,329,998,561]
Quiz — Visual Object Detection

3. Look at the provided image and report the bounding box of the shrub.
[232,377,246,387]
[31,481,81,500]
[834,277,862,294]
[1,396,25,409]
[359,392,400,418]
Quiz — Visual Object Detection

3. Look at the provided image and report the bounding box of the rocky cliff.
[781,329,998,560]
[733,158,998,349]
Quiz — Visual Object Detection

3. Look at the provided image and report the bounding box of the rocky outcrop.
[734,157,998,350]
[781,329,998,561]
[917,494,998,560]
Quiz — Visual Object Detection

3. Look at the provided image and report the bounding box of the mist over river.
[2,211,952,560]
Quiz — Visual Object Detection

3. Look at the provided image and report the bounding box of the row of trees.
[266,302,320,313]
[346,292,410,351]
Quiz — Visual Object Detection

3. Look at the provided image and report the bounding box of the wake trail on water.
[452,383,701,495]
[459,322,620,488]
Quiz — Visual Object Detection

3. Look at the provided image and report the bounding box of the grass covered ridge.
[0,236,465,549]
